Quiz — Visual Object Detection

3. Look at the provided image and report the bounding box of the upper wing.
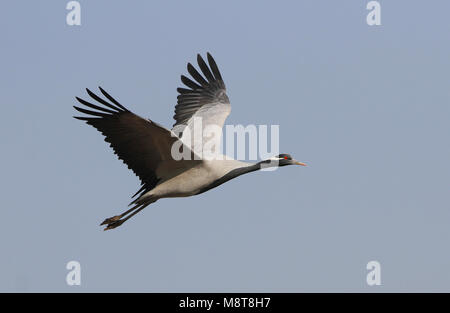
[74,87,195,198]
[173,53,231,158]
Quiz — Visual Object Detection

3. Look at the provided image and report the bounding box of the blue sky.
[1,0,450,291]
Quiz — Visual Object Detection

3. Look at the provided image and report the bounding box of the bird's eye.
[284,156,288,160]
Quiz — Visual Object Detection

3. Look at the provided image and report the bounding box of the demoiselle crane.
[74,53,306,230]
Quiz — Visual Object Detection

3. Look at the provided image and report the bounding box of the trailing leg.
[101,199,154,231]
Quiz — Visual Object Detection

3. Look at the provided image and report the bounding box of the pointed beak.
[294,161,307,166]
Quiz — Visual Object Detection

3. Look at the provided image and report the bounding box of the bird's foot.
[103,219,124,231]
[100,215,122,226]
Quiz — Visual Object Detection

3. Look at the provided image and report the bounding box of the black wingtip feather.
[207,53,222,81]
[187,63,208,87]
[98,86,129,112]
[75,96,117,114]
[85,88,123,112]
[197,54,215,83]
[177,87,193,94]
[181,75,203,90]
[73,105,108,117]
[73,116,93,121]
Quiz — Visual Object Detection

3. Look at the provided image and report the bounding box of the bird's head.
[259,153,307,168]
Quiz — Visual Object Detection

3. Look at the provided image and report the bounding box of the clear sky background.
[1,0,449,292]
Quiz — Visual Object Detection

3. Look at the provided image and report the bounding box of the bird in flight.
[74,53,306,230]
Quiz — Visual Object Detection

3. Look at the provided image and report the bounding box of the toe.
[103,220,124,231]
[100,215,121,226]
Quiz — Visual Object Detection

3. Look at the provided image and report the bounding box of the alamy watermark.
[66,1,81,26]
[366,260,381,286]
[170,118,282,167]
[66,260,81,286]
[366,1,381,26]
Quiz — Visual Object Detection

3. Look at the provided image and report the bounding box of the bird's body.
[74,53,306,230]
[142,159,248,199]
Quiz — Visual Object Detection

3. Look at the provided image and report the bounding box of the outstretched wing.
[74,87,194,198]
[173,53,231,157]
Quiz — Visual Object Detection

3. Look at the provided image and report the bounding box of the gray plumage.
[74,53,306,230]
